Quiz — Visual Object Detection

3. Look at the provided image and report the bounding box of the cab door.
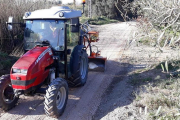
[66,18,80,78]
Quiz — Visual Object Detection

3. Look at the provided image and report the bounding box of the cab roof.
[23,6,82,20]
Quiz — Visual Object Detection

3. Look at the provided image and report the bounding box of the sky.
[61,0,82,4]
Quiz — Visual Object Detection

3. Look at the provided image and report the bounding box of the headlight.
[21,69,28,74]
[12,69,28,74]
[12,69,21,73]
[59,12,64,17]
[24,12,31,18]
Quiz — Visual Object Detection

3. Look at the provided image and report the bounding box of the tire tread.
[44,78,68,118]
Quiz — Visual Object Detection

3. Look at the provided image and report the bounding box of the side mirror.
[7,16,13,31]
[71,18,79,32]
[67,49,71,55]
[24,28,30,37]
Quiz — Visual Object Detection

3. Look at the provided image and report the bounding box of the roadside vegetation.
[0,52,18,76]
[0,0,60,53]
[80,16,119,25]
[124,0,180,119]
[129,61,180,119]
[132,0,180,49]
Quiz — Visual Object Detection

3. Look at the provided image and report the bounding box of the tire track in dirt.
[0,22,136,120]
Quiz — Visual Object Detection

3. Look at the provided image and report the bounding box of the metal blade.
[88,57,106,72]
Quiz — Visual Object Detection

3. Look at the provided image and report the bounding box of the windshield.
[24,20,65,51]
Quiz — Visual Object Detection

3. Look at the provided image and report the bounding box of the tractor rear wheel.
[0,75,19,111]
[69,45,88,87]
[44,78,68,118]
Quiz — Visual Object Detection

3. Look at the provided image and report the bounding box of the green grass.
[0,52,18,76]
[80,16,119,25]
[138,37,150,45]
[137,23,180,48]
[156,60,180,72]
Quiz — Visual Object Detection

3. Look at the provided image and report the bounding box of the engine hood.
[10,46,54,90]
[12,46,53,69]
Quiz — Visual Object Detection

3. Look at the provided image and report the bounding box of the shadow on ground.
[92,60,168,120]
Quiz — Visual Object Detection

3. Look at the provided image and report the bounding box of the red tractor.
[0,2,90,118]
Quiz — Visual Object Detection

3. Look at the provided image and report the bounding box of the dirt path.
[0,22,136,120]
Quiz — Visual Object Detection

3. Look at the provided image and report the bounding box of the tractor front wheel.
[44,78,68,118]
[0,75,19,111]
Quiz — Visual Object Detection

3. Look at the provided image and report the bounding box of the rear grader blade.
[88,57,106,72]
[83,31,107,72]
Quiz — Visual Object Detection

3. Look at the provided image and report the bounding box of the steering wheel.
[35,40,50,47]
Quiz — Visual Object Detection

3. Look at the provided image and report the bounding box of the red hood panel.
[24,46,48,58]
[11,46,54,90]
[14,57,36,69]
[13,46,49,69]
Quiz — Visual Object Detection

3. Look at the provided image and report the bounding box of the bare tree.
[74,0,76,9]
[89,0,138,20]
[0,0,58,53]
[129,0,180,50]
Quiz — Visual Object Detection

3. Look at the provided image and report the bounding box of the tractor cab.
[24,19,65,51]
[23,6,81,52]
[21,6,83,80]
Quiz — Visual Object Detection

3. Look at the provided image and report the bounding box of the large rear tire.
[69,45,88,87]
[0,75,19,111]
[44,78,68,118]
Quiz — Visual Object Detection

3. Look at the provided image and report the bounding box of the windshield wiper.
[57,29,61,46]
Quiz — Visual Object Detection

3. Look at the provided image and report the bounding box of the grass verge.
[129,62,180,119]
[80,16,119,25]
[0,52,18,76]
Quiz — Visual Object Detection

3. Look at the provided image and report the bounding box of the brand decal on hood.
[35,48,52,64]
